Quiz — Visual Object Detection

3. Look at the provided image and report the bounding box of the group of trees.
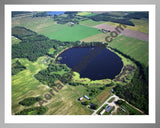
[15,107,47,115]
[34,61,73,87]
[19,97,42,106]
[12,60,26,75]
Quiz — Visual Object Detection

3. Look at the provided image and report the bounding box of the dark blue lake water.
[57,47,123,80]
[47,11,65,16]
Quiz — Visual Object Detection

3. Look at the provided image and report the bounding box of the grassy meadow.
[81,33,110,43]
[12,57,93,115]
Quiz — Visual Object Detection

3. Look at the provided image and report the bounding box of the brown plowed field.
[93,24,148,41]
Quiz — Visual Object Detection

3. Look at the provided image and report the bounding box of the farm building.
[79,97,83,101]
[84,95,90,100]
[105,105,112,113]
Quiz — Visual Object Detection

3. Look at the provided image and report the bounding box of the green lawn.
[109,35,148,67]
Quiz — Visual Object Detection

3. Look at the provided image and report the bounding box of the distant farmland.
[12,16,101,41]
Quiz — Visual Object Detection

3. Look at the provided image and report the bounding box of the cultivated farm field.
[109,35,148,67]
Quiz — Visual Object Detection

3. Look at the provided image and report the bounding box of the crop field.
[81,33,110,43]
[95,87,112,104]
[12,36,21,45]
[39,24,101,41]
[93,23,148,41]
[79,19,105,26]
[105,18,148,33]
[109,35,148,67]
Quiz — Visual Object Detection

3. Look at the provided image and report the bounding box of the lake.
[47,11,65,16]
[57,47,123,80]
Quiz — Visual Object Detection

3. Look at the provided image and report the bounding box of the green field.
[109,35,148,67]
[39,24,101,41]
[79,19,105,26]
[12,36,21,45]
[105,18,148,33]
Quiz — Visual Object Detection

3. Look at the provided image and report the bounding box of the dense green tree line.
[88,13,135,26]
[15,107,47,115]
[12,60,26,75]
[88,12,148,26]
[19,97,42,106]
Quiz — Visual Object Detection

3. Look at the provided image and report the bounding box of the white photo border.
[5,4,156,123]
